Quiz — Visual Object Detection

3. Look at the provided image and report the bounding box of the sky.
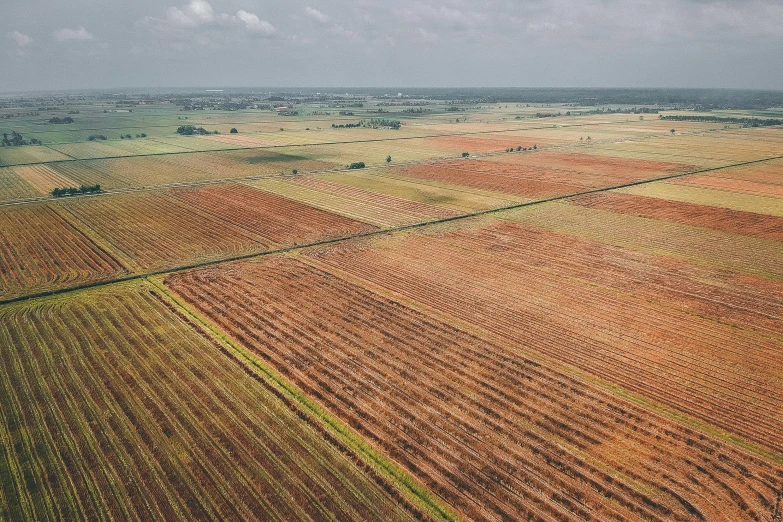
[3,0,783,92]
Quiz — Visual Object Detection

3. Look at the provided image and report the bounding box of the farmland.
[0,283,419,521]
[165,255,783,522]
[1,90,783,521]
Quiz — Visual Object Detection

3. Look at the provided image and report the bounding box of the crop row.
[0,204,125,298]
[0,283,417,521]
[306,221,783,454]
[166,256,783,522]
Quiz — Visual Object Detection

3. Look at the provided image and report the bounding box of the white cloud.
[147,1,275,37]
[305,7,330,24]
[236,10,276,34]
[8,31,32,48]
[54,26,94,42]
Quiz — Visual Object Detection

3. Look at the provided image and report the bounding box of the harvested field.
[171,183,376,245]
[304,222,783,455]
[251,179,449,228]
[291,177,460,219]
[618,182,783,217]
[506,201,783,278]
[48,141,134,160]
[397,161,585,198]
[13,164,78,195]
[199,134,280,147]
[0,203,125,299]
[423,135,550,153]
[572,192,783,241]
[167,256,783,522]
[0,283,418,522]
[49,160,132,190]
[59,192,266,271]
[0,146,70,167]
[483,151,695,183]
[0,167,40,202]
[319,171,514,212]
[674,175,783,198]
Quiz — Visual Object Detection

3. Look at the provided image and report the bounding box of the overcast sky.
[3,0,782,92]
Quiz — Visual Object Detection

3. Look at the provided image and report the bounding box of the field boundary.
[2,152,782,307]
[146,277,461,522]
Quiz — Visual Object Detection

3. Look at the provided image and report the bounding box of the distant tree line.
[51,184,101,197]
[659,115,783,127]
[48,116,74,124]
[176,125,219,135]
[1,131,41,146]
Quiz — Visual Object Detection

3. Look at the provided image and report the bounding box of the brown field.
[59,192,266,271]
[13,164,78,195]
[397,160,585,198]
[0,203,125,299]
[170,183,376,244]
[571,192,783,241]
[0,283,418,522]
[166,256,783,522]
[302,221,783,455]
[290,177,461,219]
[674,175,783,198]
[423,135,553,153]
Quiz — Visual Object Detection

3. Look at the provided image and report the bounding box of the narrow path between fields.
[2,151,781,307]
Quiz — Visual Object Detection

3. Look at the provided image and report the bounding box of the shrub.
[88,134,107,141]
[230,128,238,133]
[462,152,470,158]
[347,162,366,170]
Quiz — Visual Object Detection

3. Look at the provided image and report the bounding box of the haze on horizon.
[3,0,782,93]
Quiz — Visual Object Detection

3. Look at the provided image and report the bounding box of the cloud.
[54,26,94,42]
[305,7,330,24]
[8,31,32,48]
[147,0,275,37]
[236,10,276,34]
[166,0,215,28]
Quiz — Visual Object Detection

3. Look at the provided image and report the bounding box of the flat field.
[2,100,783,521]
[165,255,783,522]
[0,283,418,522]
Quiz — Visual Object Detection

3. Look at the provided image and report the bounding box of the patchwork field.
[2,97,783,521]
[0,203,126,299]
[170,183,376,245]
[166,255,783,522]
[58,192,266,272]
[0,283,419,522]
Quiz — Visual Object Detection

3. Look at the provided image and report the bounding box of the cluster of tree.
[68,110,80,114]
[338,111,355,116]
[659,115,783,127]
[88,134,108,141]
[446,106,465,112]
[332,123,362,128]
[51,184,101,197]
[1,112,40,119]
[1,131,41,146]
[48,116,74,124]
[366,118,400,129]
[536,112,562,118]
[176,125,219,135]
[401,107,431,114]
[347,162,366,169]
[277,110,299,116]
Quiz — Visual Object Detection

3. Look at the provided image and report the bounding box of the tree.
[670,129,676,135]
[516,146,522,151]
[462,152,470,157]
[230,128,238,133]
[292,169,298,175]
[386,155,392,163]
